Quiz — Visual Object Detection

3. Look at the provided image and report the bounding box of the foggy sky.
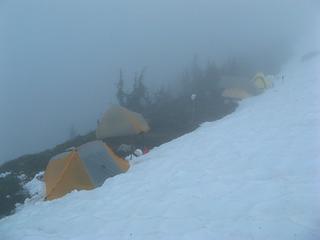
[0,0,319,163]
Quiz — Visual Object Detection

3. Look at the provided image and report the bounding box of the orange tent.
[44,141,129,200]
[96,106,150,139]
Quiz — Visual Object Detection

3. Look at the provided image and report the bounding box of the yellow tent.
[222,88,251,101]
[96,106,150,139]
[44,141,129,200]
[253,72,273,90]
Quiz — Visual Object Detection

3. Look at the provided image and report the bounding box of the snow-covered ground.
[0,56,319,239]
[0,171,11,178]
[22,172,45,203]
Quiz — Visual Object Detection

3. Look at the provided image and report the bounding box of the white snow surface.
[0,171,11,178]
[1,58,320,240]
[14,172,46,212]
[23,172,45,202]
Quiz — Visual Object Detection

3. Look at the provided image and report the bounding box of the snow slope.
[0,58,319,240]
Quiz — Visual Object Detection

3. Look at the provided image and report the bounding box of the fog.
[0,0,318,163]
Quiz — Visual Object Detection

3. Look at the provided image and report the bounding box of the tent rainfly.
[222,88,251,101]
[44,141,129,200]
[96,106,150,139]
[253,73,273,90]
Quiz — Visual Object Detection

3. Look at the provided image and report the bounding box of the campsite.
[0,1,319,239]
[0,68,274,212]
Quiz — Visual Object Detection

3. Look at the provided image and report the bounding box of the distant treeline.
[115,57,251,130]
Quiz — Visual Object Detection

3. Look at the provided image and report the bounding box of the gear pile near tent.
[44,141,129,200]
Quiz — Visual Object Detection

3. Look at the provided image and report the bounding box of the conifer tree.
[116,69,126,106]
[126,69,150,113]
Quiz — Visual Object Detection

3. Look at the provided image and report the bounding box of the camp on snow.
[44,141,129,200]
[220,73,273,102]
[44,106,150,200]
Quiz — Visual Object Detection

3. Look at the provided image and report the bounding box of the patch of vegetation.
[0,174,28,218]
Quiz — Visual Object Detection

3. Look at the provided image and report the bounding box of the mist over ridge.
[0,0,319,163]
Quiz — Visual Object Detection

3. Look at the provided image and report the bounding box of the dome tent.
[252,72,273,91]
[44,141,129,200]
[96,106,150,139]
